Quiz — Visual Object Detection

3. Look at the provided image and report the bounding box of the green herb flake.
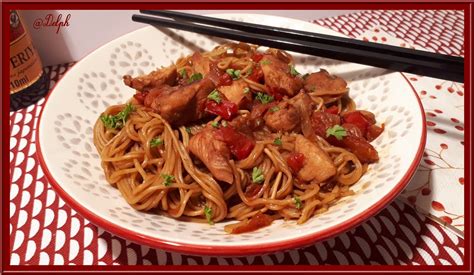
[289,65,300,77]
[100,103,135,129]
[243,87,250,94]
[270,106,280,113]
[246,67,253,76]
[188,73,203,83]
[207,89,222,104]
[185,127,192,134]
[150,137,163,148]
[226,68,241,80]
[179,68,187,78]
[326,125,347,140]
[260,60,271,66]
[273,137,282,146]
[161,173,175,187]
[204,205,214,225]
[100,115,116,129]
[255,92,274,104]
[234,70,241,79]
[251,167,265,184]
[211,121,219,128]
[293,196,302,209]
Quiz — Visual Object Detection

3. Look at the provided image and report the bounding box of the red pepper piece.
[287,152,306,173]
[205,100,239,120]
[246,66,263,83]
[215,126,255,160]
[366,124,384,141]
[342,111,370,137]
[325,105,339,115]
[219,73,233,86]
[251,53,264,63]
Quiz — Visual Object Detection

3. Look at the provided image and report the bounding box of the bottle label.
[10,10,43,94]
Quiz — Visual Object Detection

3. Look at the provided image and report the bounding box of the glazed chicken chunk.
[188,128,234,184]
[143,78,215,126]
[294,135,336,183]
[123,65,177,92]
[303,69,348,95]
[260,55,304,96]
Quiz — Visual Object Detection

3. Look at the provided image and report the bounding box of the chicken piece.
[144,78,215,126]
[264,103,300,132]
[218,79,252,107]
[188,128,234,184]
[123,65,177,92]
[288,92,315,139]
[294,135,336,183]
[143,85,171,107]
[304,69,348,96]
[260,55,303,96]
[249,102,277,130]
[229,114,254,137]
[265,48,293,64]
[191,52,211,75]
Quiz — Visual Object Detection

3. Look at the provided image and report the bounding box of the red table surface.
[9,10,465,266]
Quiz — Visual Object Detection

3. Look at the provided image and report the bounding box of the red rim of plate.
[35,30,427,257]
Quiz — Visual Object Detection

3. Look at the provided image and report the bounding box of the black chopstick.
[132,12,464,82]
[141,10,462,66]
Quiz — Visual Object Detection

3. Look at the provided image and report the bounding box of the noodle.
[93,42,383,233]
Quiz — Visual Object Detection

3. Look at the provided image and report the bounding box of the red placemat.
[314,10,464,57]
[9,10,465,265]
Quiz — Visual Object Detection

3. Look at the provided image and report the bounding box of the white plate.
[37,13,426,256]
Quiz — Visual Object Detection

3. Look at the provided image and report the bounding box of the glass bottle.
[9,10,48,111]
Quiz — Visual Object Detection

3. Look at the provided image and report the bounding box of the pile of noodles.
[93,43,367,232]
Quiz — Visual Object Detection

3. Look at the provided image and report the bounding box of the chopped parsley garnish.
[270,106,280,113]
[207,89,222,103]
[289,65,300,76]
[293,196,302,209]
[260,60,271,65]
[251,167,265,184]
[161,173,175,187]
[255,92,274,104]
[211,121,219,128]
[179,68,187,78]
[326,125,347,140]
[188,73,203,83]
[185,127,192,134]
[204,205,214,225]
[226,68,241,80]
[100,103,134,129]
[150,137,163,147]
[273,137,282,146]
[246,67,253,76]
[243,87,250,94]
